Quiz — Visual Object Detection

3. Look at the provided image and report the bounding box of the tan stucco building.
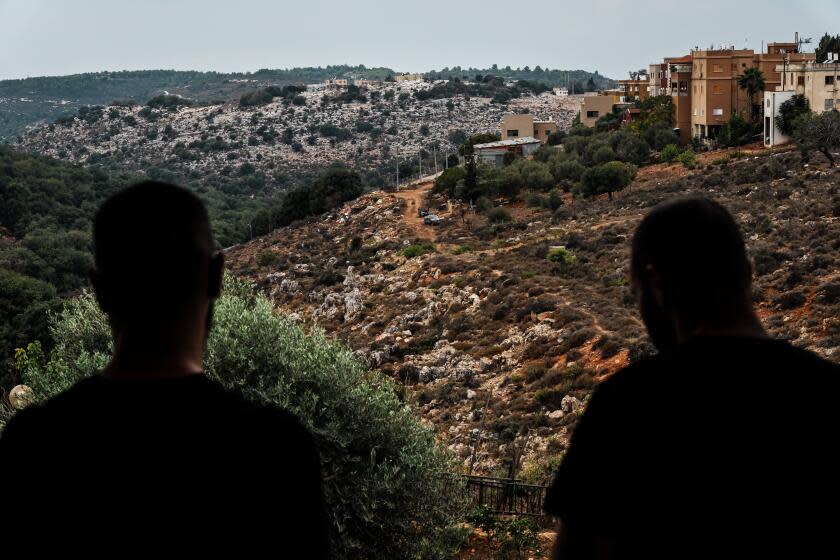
[779,62,840,113]
[580,94,619,127]
[501,114,558,143]
[689,42,814,140]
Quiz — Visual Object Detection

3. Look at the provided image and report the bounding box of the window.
[798,76,805,86]
[826,76,835,86]
[712,84,722,94]
[586,111,599,118]
[680,81,688,93]
[826,99,835,110]
[700,108,705,117]
[507,129,519,137]
[713,64,723,73]
[713,108,723,116]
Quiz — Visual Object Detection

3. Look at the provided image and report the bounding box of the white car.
[423,214,441,225]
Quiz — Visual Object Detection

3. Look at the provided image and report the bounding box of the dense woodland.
[0,146,367,392]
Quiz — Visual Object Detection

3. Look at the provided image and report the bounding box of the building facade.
[501,114,558,143]
[666,55,693,145]
[779,62,840,113]
[473,137,543,165]
[763,90,795,147]
[580,94,619,127]
[619,78,650,102]
[649,63,669,97]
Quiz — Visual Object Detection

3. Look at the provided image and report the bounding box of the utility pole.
[418,150,422,180]
[395,157,399,189]
[433,146,438,174]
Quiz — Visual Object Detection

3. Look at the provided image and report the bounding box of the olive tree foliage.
[794,110,840,165]
[13,277,467,560]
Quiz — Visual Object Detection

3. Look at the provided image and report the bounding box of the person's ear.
[208,252,225,299]
[89,268,113,313]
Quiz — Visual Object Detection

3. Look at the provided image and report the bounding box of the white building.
[553,87,569,97]
[763,90,795,147]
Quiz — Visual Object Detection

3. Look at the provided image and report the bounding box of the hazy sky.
[1,0,838,81]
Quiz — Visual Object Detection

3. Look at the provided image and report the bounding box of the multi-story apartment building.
[689,48,756,140]
[648,63,669,97]
[666,55,693,145]
[619,78,650,102]
[779,61,840,113]
[690,42,814,140]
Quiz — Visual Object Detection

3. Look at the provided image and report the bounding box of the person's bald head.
[92,181,222,329]
[631,197,753,350]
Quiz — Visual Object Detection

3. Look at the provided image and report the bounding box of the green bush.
[576,161,636,200]
[11,278,467,560]
[451,245,473,255]
[468,505,543,560]
[487,206,512,223]
[660,144,681,163]
[677,150,697,169]
[257,249,277,267]
[403,242,436,258]
[546,246,577,264]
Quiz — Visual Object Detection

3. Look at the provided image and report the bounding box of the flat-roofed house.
[473,137,543,165]
[501,114,558,143]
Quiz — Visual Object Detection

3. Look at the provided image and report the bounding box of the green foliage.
[414,76,549,103]
[403,242,436,258]
[487,206,512,223]
[634,95,675,130]
[546,246,577,264]
[451,245,473,255]
[576,161,636,200]
[776,94,810,136]
[12,280,467,559]
[239,89,274,107]
[146,94,194,109]
[737,68,766,121]
[645,122,679,150]
[660,144,681,163]
[677,150,696,169]
[468,505,543,560]
[815,33,840,63]
[460,132,501,156]
[257,249,277,267]
[794,110,840,165]
[719,112,753,147]
[425,66,613,90]
[433,166,466,197]
[549,158,585,183]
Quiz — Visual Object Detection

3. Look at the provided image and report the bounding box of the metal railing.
[466,475,548,517]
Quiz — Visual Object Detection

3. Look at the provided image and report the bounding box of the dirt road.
[395,174,440,241]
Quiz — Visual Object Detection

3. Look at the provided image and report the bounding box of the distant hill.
[0,64,613,141]
[0,66,394,141]
[424,66,615,91]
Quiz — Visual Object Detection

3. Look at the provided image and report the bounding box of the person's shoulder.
[596,352,669,398]
[1,376,104,440]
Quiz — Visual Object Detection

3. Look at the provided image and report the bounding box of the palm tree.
[738,67,766,123]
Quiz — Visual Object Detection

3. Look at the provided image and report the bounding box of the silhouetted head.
[631,197,754,351]
[92,181,223,337]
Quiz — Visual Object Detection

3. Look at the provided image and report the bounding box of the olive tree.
[12,277,467,560]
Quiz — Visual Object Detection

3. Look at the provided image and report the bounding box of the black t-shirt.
[0,374,330,557]
[544,336,840,558]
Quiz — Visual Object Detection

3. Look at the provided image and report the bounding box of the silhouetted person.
[0,182,329,557]
[544,197,840,559]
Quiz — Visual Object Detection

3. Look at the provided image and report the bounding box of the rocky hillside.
[17,82,581,190]
[225,147,840,481]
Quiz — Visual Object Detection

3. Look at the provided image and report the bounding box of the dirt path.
[395,174,440,241]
